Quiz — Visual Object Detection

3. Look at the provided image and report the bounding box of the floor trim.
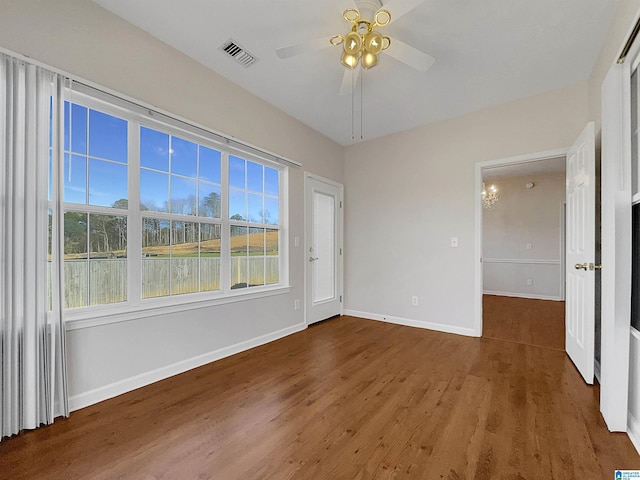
[343,309,477,337]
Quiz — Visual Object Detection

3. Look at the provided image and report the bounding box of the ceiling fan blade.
[385,38,435,72]
[276,37,331,59]
[339,67,361,96]
[379,0,427,24]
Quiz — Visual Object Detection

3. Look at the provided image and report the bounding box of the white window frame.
[57,90,290,329]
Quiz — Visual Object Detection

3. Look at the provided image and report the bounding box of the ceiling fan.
[275,0,435,94]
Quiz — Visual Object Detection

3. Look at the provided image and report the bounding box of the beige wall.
[0,0,344,407]
[344,82,588,333]
[483,173,566,300]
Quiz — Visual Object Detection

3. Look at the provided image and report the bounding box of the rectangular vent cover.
[220,40,258,67]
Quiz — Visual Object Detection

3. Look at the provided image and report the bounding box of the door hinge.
[340,201,342,208]
[340,295,342,302]
[340,247,342,255]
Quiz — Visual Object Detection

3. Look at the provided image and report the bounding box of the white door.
[565,121,596,384]
[305,174,343,325]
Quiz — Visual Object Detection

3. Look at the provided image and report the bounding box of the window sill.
[64,285,293,331]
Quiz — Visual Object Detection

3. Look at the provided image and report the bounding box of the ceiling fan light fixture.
[342,52,359,69]
[374,9,391,27]
[364,32,383,54]
[343,8,360,23]
[362,52,378,69]
[330,35,344,46]
[343,32,362,55]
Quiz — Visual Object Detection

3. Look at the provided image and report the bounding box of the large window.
[51,92,286,313]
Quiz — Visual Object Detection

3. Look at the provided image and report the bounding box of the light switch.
[294,236,300,247]
[451,237,458,248]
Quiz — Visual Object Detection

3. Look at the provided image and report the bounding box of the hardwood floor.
[483,294,566,350]
[0,315,638,479]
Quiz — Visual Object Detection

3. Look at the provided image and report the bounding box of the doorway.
[480,156,567,350]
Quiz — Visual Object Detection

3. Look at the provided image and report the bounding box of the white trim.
[482,291,563,301]
[344,309,477,337]
[68,321,306,411]
[483,258,560,265]
[633,192,640,204]
[66,286,292,331]
[475,148,569,337]
[628,411,640,454]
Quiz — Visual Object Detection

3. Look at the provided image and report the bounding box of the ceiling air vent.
[219,40,258,67]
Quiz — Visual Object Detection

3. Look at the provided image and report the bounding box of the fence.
[58,257,278,308]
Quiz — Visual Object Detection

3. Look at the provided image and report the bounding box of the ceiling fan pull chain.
[351,68,355,140]
[360,68,364,140]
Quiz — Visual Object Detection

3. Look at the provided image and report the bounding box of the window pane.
[171,221,198,295]
[88,159,128,208]
[88,214,127,306]
[266,229,279,256]
[229,155,245,188]
[247,193,263,224]
[140,169,169,212]
[140,126,169,172]
[249,257,265,287]
[64,101,70,151]
[171,136,197,178]
[264,167,279,196]
[71,103,87,154]
[265,256,279,285]
[64,211,88,308]
[249,227,265,256]
[264,196,279,225]
[199,146,221,184]
[89,109,127,162]
[247,161,263,193]
[201,223,221,292]
[198,183,221,218]
[170,176,197,215]
[229,188,246,220]
[64,154,87,204]
[142,218,170,298]
[230,225,248,289]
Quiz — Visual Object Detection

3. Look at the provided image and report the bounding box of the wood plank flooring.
[483,294,566,350]
[0,315,638,479]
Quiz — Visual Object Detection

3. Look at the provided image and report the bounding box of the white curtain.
[0,54,69,440]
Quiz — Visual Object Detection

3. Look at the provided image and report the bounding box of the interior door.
[565,121,596,384]
[305,174,343,325]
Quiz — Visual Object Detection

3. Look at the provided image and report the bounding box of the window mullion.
[129,120,142,307]
[220,150,230,293]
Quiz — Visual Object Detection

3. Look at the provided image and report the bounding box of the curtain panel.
[0,54,68,440]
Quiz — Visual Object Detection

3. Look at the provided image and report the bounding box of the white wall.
[344,82,588,335]
[0,0,344,409]
[483,173,566,300]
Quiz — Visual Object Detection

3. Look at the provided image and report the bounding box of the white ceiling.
[93,0,618,147]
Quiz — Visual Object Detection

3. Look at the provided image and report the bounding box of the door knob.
[309,257,319,262]
[575,263,588,270]
[589,263,602,270]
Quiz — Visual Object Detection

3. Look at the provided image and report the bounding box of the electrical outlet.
[527,279,533,286]
[526,243,533,250]
[294,299,300,310]
[412,296,419,306]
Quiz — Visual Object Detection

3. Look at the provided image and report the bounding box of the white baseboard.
[628,411,640,456]
[483,290,563,301]
[343,309,477,337]
[69,322,307,412]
